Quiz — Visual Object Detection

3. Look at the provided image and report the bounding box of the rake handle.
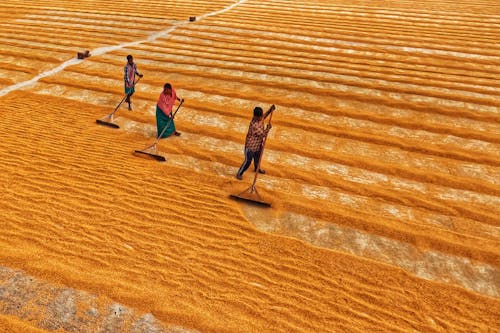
[155,99,184,143]
[111,76,143,115]
[250,105,275,189]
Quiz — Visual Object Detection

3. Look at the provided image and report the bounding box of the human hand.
[139,74,144,78]
[266,124,272,130]
[270,104,276,112]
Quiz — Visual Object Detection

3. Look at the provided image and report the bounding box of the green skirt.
[156,106,176,138]
[125,86,135,95]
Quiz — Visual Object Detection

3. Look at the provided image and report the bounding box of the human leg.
[253,150,265,173]
[127,92,134,110]
[124,86,135,110]
[236,148,253,180]
[156,107,176,138]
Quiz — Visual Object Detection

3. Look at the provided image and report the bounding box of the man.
[156,83,183,138]
[236,104,275,180]
[124,55,143,110]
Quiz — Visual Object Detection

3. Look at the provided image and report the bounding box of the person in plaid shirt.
[236,105,275,180]
[124,55,143,110]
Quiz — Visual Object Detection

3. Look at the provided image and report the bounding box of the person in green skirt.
[156,83,183,138]
[124,55,143,110]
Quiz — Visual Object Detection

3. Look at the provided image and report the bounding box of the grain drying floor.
[0,0,499,332]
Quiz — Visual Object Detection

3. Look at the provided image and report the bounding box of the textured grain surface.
[0,0,498,332]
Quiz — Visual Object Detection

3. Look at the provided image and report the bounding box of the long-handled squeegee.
[96,77,142,129]
[230,105,275,207]
[133,99,184,162]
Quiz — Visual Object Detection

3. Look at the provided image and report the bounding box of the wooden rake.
[96,76,142,129]
[230,106,275,207]
[133,99,184,162]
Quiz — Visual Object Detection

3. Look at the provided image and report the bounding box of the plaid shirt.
[124,63,140,88]
[244,109,272,151]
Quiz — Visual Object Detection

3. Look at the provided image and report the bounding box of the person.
[124,55,143,110]
[236,104,275,180]
[156,83,183,138]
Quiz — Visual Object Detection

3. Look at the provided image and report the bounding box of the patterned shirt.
[124,63,140,88]
[244,109,273,152]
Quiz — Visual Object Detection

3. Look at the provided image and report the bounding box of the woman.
[156,83,183,138]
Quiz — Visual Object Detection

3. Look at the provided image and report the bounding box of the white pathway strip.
[0,58,83,97]
[0,0,249,98]
[198,0,249,20]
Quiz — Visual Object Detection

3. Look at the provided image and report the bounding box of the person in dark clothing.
[236,104,275,180]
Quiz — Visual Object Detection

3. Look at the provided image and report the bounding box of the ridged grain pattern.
[0,0,498,332]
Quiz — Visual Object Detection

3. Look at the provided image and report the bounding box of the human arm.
[250,121,271,140]
[136,70,143,78]
[263,104,275,119]
[124,65,130,85]
[134,64,143,78]
[172,88,184,104]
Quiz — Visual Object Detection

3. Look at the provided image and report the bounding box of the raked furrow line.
[0,0,498,332]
